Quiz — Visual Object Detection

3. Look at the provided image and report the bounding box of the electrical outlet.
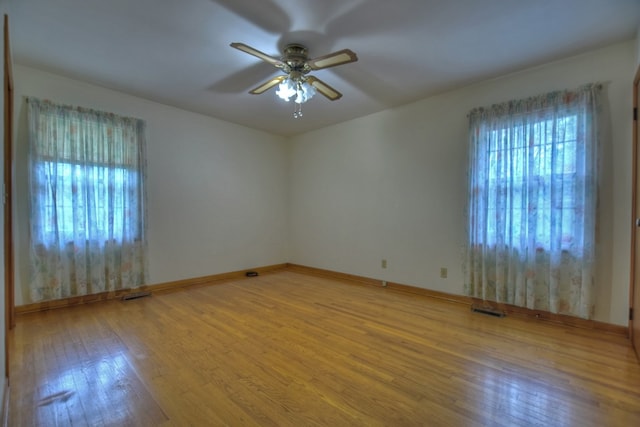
[440,267,448,278]
[381,259,387,269]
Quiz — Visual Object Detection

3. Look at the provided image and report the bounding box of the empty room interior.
[1,0,640,426]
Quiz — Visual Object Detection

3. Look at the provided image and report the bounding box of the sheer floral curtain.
[464,84,605,319]
[28,98,148,302]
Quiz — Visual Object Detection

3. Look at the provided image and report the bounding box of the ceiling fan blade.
[306,76,343,101]
[249,75,287,94]
[230,42,285,69]
[307,49,358,70]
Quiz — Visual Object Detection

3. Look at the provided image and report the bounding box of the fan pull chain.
[293,103,303,119]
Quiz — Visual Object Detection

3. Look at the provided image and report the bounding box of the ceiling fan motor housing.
[283,44,311,74]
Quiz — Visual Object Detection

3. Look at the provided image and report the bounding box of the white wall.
[289,40,636,326]
[13,65,289,305]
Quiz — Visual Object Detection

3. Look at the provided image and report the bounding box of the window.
[464,84,604,319]
[483,114,580,252]
[28,98,148,302]
[34,161,140,243]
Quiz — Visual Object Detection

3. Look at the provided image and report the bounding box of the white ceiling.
[10,0,640,136]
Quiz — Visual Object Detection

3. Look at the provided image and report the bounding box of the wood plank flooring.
[9,271,640,426]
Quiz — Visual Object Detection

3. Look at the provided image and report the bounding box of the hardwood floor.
[9,271,640,426]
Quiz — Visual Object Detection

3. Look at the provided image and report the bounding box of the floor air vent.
[471,305,505,317]
[122,291,151,301]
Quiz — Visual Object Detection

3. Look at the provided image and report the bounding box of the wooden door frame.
[630,64,640,359]
[3,13,13,380]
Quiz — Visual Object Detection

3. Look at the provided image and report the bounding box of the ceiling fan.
[230,42,358,117]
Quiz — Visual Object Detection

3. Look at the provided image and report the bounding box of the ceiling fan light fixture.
[276,78,297,101]
[296,80,316,104]
[276,77,316,104]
